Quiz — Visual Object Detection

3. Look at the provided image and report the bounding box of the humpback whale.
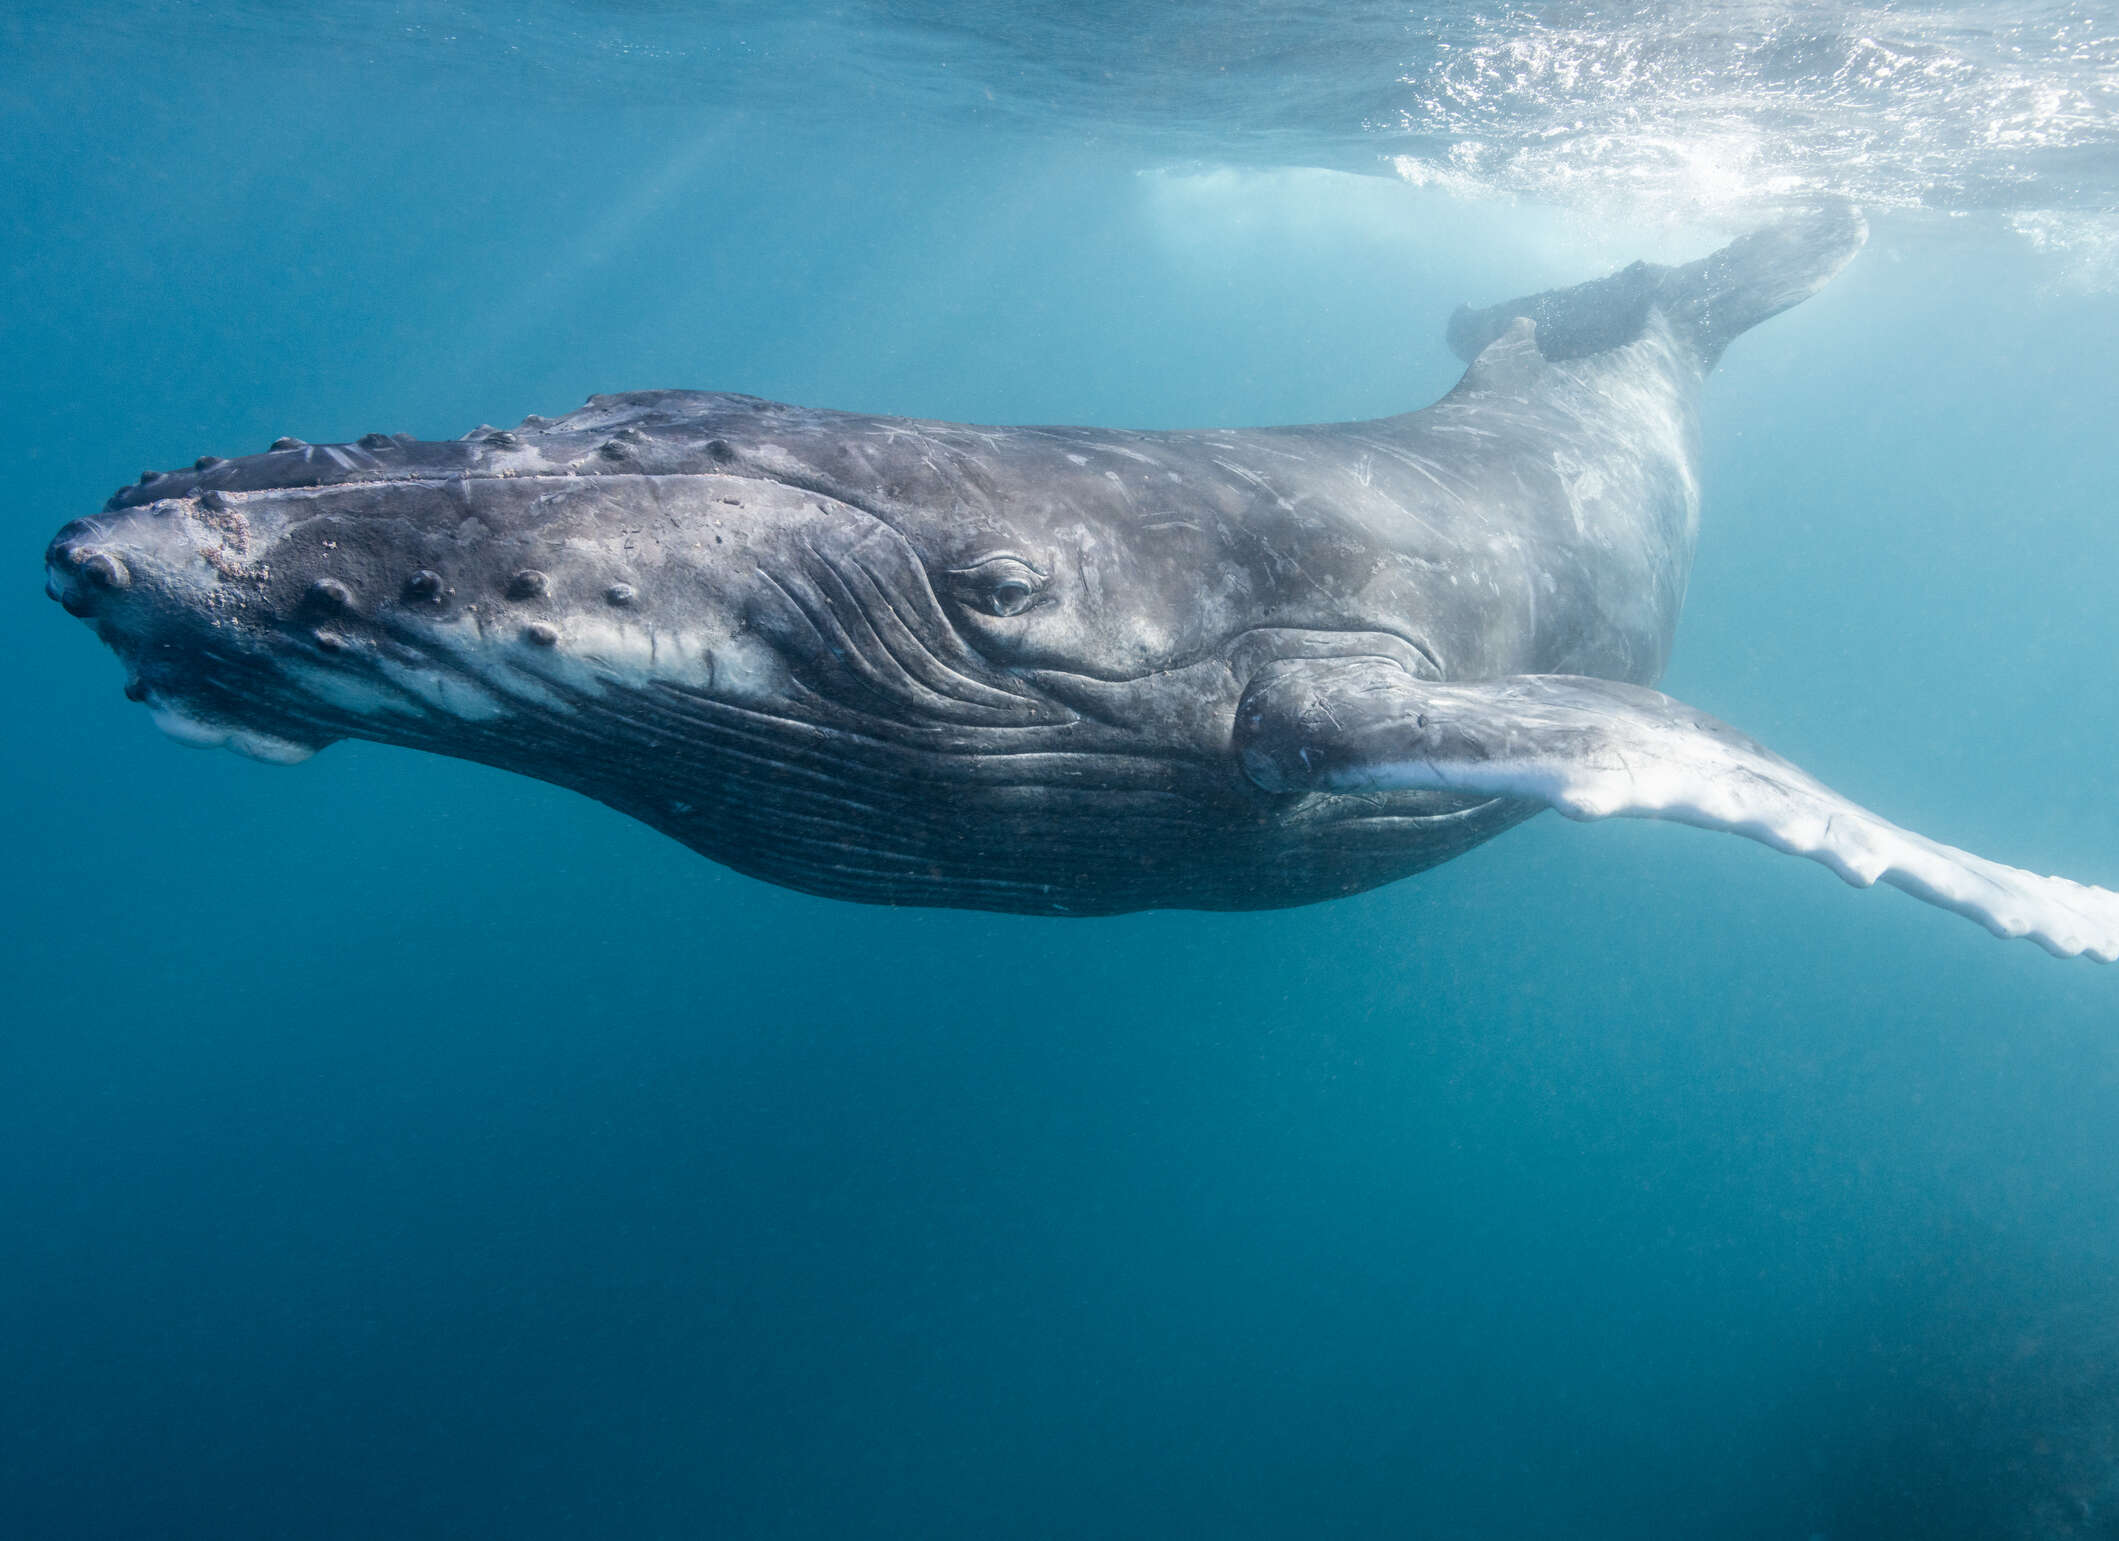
[43,204,2119,958]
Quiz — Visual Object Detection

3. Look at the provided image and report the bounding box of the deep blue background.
[5,9,2118,1538]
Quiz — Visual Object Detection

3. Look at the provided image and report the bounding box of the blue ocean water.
[5,4,2119,1537]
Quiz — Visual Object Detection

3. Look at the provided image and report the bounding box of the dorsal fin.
[1452,316,1549,398]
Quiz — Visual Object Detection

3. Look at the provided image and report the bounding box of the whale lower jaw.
[144,701,322,764]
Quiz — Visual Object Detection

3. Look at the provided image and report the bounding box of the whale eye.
[945,555,1049,619]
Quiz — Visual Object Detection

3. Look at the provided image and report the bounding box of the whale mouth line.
[117,626,511,765]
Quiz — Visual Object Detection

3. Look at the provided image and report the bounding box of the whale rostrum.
[44,202,2119,957]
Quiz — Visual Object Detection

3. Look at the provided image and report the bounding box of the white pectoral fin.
[1234,658,2119,961]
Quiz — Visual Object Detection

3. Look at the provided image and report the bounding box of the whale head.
[44,412,866,771]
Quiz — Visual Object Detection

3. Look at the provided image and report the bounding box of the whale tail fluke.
[1447,200,1867,371]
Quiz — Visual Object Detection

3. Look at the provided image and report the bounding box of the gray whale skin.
[44,206,2119,959]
